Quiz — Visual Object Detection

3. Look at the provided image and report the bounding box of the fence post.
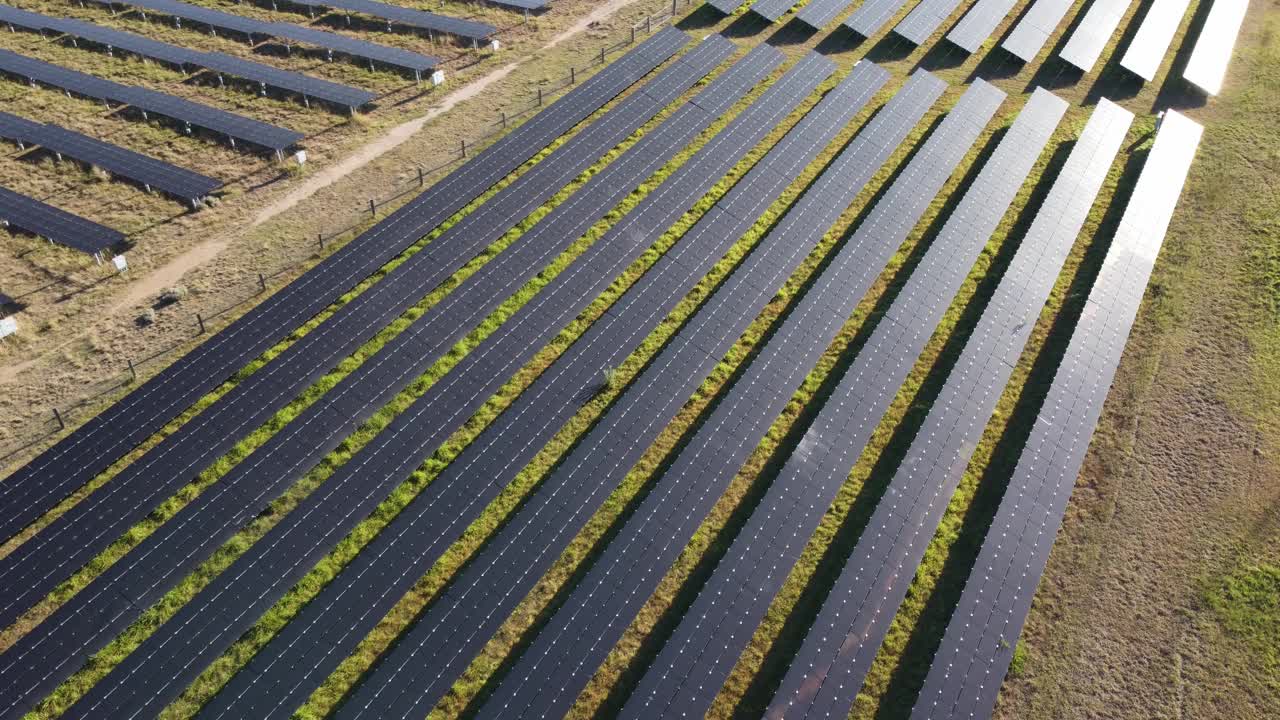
[600,47,605,64]
[646,15,652,33]
[570,67,575,84]
[501,111,507,128]
[196,313,205,334]
[258,273,267,293]
[52,407,64,431]
[630,26,635,44]
[369,198,376,217]
[128,358,136,382]
[418,166,425,186]
[318,232,325,249]
[461,139,467,157]
[537,87,543,106]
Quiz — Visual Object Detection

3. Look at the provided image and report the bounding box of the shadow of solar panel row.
[0,30,682,583]
[0,49,302,150]
[750,0,799,22]
[0,110,221,202]
[1059,0,1133,72]
[621,78,1008,720]
[329,56,890,720]
[186,51,832,720]
[846,0,913,37]
[50,39,765,720]
[285,0,496,41]
[946,0,1021,54]
[1002,0,1075,62]
[895,0,968,45]
[85,0,439,73]
[0,185,123,254]
[760,87,1068,720]
[477,69,955,720]
[797,0,858,28]
[0,34,694,707]
[908,110,1201,720]
[1183,0,1248,94]
[1118,0,1191,81]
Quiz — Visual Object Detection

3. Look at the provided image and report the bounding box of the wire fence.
[0,0,697,465]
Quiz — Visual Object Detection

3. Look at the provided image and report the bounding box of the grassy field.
[2,0,1278,719]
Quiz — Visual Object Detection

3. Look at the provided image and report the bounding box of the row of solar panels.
[709,0,1248,94]
[0,26,1206,720]
[0,4,376,109]
[0,109,221,201]
[0,185,123,254]
[0,49,303,150]
[84,0,440,73]
[0,29,695,718]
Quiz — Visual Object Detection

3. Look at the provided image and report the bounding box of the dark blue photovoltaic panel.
[197,52,375,107]
[908,110,1201,720]
[477,70,951,720]
[7,7,375,107]
[0,25,683,606]
[623,79,1008,720]
[751,0,798,21]
[185,51,836,720]
[0,30,702,720]
[759,88,1068,720]
[0,185,123,254]
[0,111,221,201]
[796,0,858,27]
[947,0,1021,53]
[1002,0,1075,61]
[285,0,496,41]
[84,0,439,72]
[331,58,889,720]
[0,49,302,150]
[894,0,967,45]
[845,0,913,36]
[707,0,749,14]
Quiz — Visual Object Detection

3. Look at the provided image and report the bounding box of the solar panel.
[794,0,857,27]
[750,0,798,22]
[1183,0,1248,94]
[1059,0,1135,72]
[335,60,893,720]
[287,0,496,42]
[0,28,697,719]
[0,185,123,255]
[0,111,221,201]
[0,36,687,616]
[88,0,439,73]
[0,49,303,150]
[1001,0,1075,61]
[475,70,951,720]
[761,88,1069,720]
[622,82,1006,720]
[198,52,374,108]
[487,0,549,10]
[947,0,1021,52]
[707,0,749,14]
[1119,0,1193,81]
[48,15,195,66]
[191,51,838,720]
[895,0,967,45]
[907,110,1202,720]
[845,0,913,37]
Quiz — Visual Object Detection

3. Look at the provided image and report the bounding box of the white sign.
[113,254,128,272]
[0,317,16,339]
[431,69,446,86]
[294,150,308,166]
[490,39,501,52]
